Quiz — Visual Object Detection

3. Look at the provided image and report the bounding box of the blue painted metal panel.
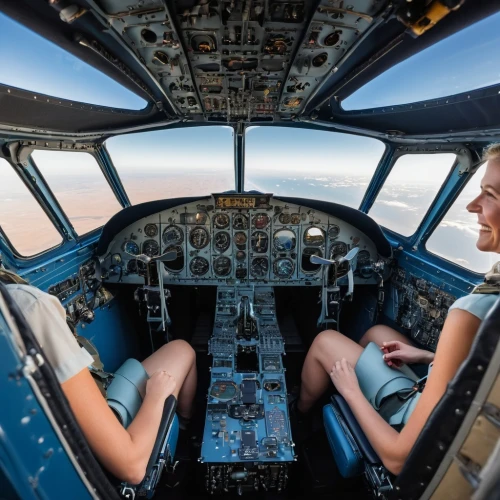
[0,309,92,500]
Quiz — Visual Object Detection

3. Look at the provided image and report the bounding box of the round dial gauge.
[358,250,370,265]
[303,227,325,247]
[331,241,348,259]
[274,258,295,278]
[209,381,238,402]
[328,225,340,239]
[213,256,231,276]
[189,256,209,276]
[144,223,158,237]
[290,213,302,224]
[162,225,183,245]
[164,245,184,272]
[236,250,246,261]
[214,231,231,252]
[252,213,270,229]
[302,248,322,273]
[273,229,296,252]
[122,240,140,256]
[234,231,247,248]
[142,239,160,257]
[233,213,248,230]
[127,259,147,274]
[214,213,230,229]
[279,212,291,224]
[251,257,269,278]
[189,227,210,249]
[251,231,269,253]
[236,268,247,279]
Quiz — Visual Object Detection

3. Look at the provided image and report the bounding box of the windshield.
[106,126,235,205]
[0,12,147,109]
[244,126,385,208]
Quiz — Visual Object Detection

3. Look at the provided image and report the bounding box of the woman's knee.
[160,339,196,366]
[359,325,397,348]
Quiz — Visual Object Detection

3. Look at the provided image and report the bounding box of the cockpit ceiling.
[1,0,499,136]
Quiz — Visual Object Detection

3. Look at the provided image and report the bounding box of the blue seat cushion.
[323,395,382,477]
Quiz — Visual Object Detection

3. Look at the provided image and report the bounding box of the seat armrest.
[332,395,381,465]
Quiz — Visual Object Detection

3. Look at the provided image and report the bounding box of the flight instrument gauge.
[144,223,158,237]
[142,239,160,257]
[234,231,247,249]
[127,259,147,274]
[290,213,302,224]
[253,213,270,229]
[331,241,348,259]
[328,225,340,239]
[164,245,184,272]
[273,258,294,279]
[303,227,325,247]
[273,229,296,252]
[189,227,210,249]
[209,381,238,402]
[213,256,231,276]
[122,240,140,256]
[357,250,370,265]
[214,231,231,252]
[251,257,269,278]
[302,248,322,273]
[233,213,248,230]
[279,212,291,224]
[214,213,230,229]
[163,225,183,245]
[251,231,269,253]
[190,256,209,276]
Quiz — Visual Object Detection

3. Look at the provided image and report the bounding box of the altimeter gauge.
[213,256,231,276]
[214,213,230,229]
[251,257,269,278]
[142,239,160,257]
[162,225,184,245]
[214,231,231,252]
[189,227,210,249]
[273,258,294,279]
[190,256,209,276]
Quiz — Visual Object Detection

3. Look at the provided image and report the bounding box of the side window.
[31,150,122,235]
[0,158,62,256]
[369,153,456,236]
[426,164,497,273]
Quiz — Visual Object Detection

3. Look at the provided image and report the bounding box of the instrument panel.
[101,195,380,286]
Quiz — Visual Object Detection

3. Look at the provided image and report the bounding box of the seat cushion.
[323,401,364,478]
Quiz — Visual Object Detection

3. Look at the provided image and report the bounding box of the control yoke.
[125,249,178,264]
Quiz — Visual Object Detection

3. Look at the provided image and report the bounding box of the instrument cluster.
[101,196,380,286]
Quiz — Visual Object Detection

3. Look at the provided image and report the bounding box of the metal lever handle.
[337,247,359,265]
[310,255,336,266]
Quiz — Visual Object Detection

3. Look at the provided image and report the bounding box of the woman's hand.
[381,341,434,367]
[330,358,362,401]
[145,370,177,401]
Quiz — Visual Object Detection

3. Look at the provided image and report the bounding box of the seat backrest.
[392,296,500,499]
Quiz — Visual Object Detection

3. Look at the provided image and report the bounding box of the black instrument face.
[190,256,209,276]
[233,214,248,230]
[331,241,348,259]
[251,231,269,253]
[189,227,210,249]
[214,213,230,229]
[144,223,158,237]
[303,227,325,247]
[214,231,231,252]
[301,248,322,273]
[127,259,147,274]
[251,257,269,278]
[290,213,302,224]
[328,225,340,239]
[273,258,294,278]
[278,212,291,224]
[142,239,160,257]
[163,225,184,245]
[214,256,231,276]
[164,245,184,272]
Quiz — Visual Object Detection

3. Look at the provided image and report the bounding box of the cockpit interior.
[1,1,500,499]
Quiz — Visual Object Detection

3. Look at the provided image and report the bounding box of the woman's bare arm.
[335,309,480,474]
[62,369,175,484]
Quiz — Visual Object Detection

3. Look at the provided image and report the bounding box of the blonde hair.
[0,268,28,285]
[483,143,500,162]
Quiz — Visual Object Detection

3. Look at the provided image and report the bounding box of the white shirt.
[7,284,93,383]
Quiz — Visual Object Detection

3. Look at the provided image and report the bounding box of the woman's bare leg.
[298,330,363,413]
[359,325,415,348]
[141,340,197,419]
